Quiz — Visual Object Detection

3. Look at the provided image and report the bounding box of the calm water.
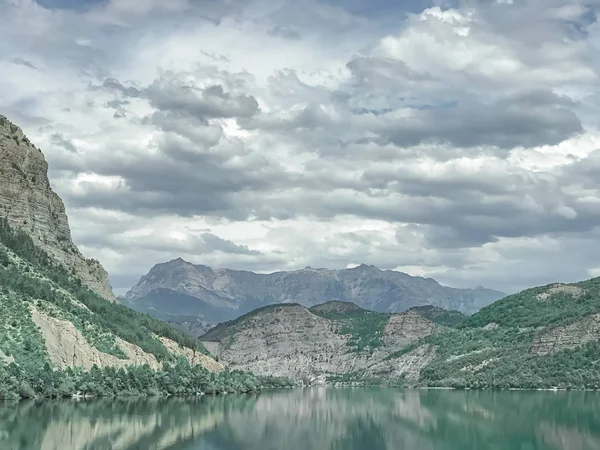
[1,388,600,450]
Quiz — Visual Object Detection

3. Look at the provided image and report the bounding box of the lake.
[1,387,599,450]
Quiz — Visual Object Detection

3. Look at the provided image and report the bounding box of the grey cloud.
[372,90,582,149]
[149,111,223,146]
[77,226,261,256]
[60,131,284,218]
[50,133,78,153]
[11,58,38,70]
[103,78,141,98]
[347,56,435,87]
[7,0,600,295]
[560,149,600,188]
[199,233,262,255]
[145,78,259,121]
[431,228,600,293]
[106,99,130,109]
[239,102,335,132]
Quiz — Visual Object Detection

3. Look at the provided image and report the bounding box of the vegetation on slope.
[310,303,390,353]
[391,280,600,390]
[202,303,305,342]
[0,218,290,399]
[416,327,600,390]
[0,218,206,360]
[408,305,467,327]
[462,279,599,329]
[0,359,294,402]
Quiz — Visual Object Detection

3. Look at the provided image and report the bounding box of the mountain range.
[122,258,506,329]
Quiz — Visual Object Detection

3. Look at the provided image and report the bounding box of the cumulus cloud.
[1,0,600,294]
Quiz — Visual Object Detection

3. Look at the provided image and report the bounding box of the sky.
[2,0,600,295]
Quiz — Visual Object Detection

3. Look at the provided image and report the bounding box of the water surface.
[1,388,599,450]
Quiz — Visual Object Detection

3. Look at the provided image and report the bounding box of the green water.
[1,388,599,449]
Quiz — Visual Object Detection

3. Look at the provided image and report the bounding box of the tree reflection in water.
[1,388,600,450]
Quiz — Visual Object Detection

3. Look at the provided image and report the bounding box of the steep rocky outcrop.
[0,115,115,301]
[30,306,224,372]
[125,258,505,324]
[363,345,436,381]
[383,313,440,348]
[200,303,440,381]
[30,306,162,370]
[530,314,600,356]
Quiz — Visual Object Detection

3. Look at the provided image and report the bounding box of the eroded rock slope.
[0,115,114,301]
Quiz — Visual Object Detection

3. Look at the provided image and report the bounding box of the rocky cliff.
[124,258,506,325]
[0,115,114,301]
[200,302,440,382]
[530,314,600,356]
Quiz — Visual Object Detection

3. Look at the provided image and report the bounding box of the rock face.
[125,258,505,324]
[536,284,585,301]
[200,303,440,381]
[363,345,436,381]
[31,306,161,370]
[0,115,115,301]
[530,314,600,356]
[383,313,440,348]
[157,336,224,372]
[30,306,224,372]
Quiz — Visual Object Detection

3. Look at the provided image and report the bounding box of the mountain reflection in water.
[1,388,599,450]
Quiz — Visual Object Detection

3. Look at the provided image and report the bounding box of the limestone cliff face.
[0,115,115,301]
[530,314,600,356]
[201,304,440,381]
[30,306,224,372]
[383,312,440,348]
[31,306,162,370]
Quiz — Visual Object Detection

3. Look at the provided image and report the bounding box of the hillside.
[200,280,600,389]
[124,258,505,326]
[407,305,467,327]
[0,116,270,401]
[399,279,600,389]
[199,301,441,382]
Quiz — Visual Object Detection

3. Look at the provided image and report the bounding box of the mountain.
[201,302,441,382]
[199,301,441,382]
[0,115,114,301]
[0,116,266,401]
[200,278,600,389]
[124,258,506,325]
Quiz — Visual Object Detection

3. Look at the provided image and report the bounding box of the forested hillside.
[0,218,290,401]
[389,280,600,389]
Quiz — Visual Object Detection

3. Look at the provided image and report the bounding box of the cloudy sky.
[2,0,600,295]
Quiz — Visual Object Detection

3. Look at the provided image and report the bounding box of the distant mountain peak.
[125,261,507,322]
[166,257,192,266]
[347,263,381,272]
